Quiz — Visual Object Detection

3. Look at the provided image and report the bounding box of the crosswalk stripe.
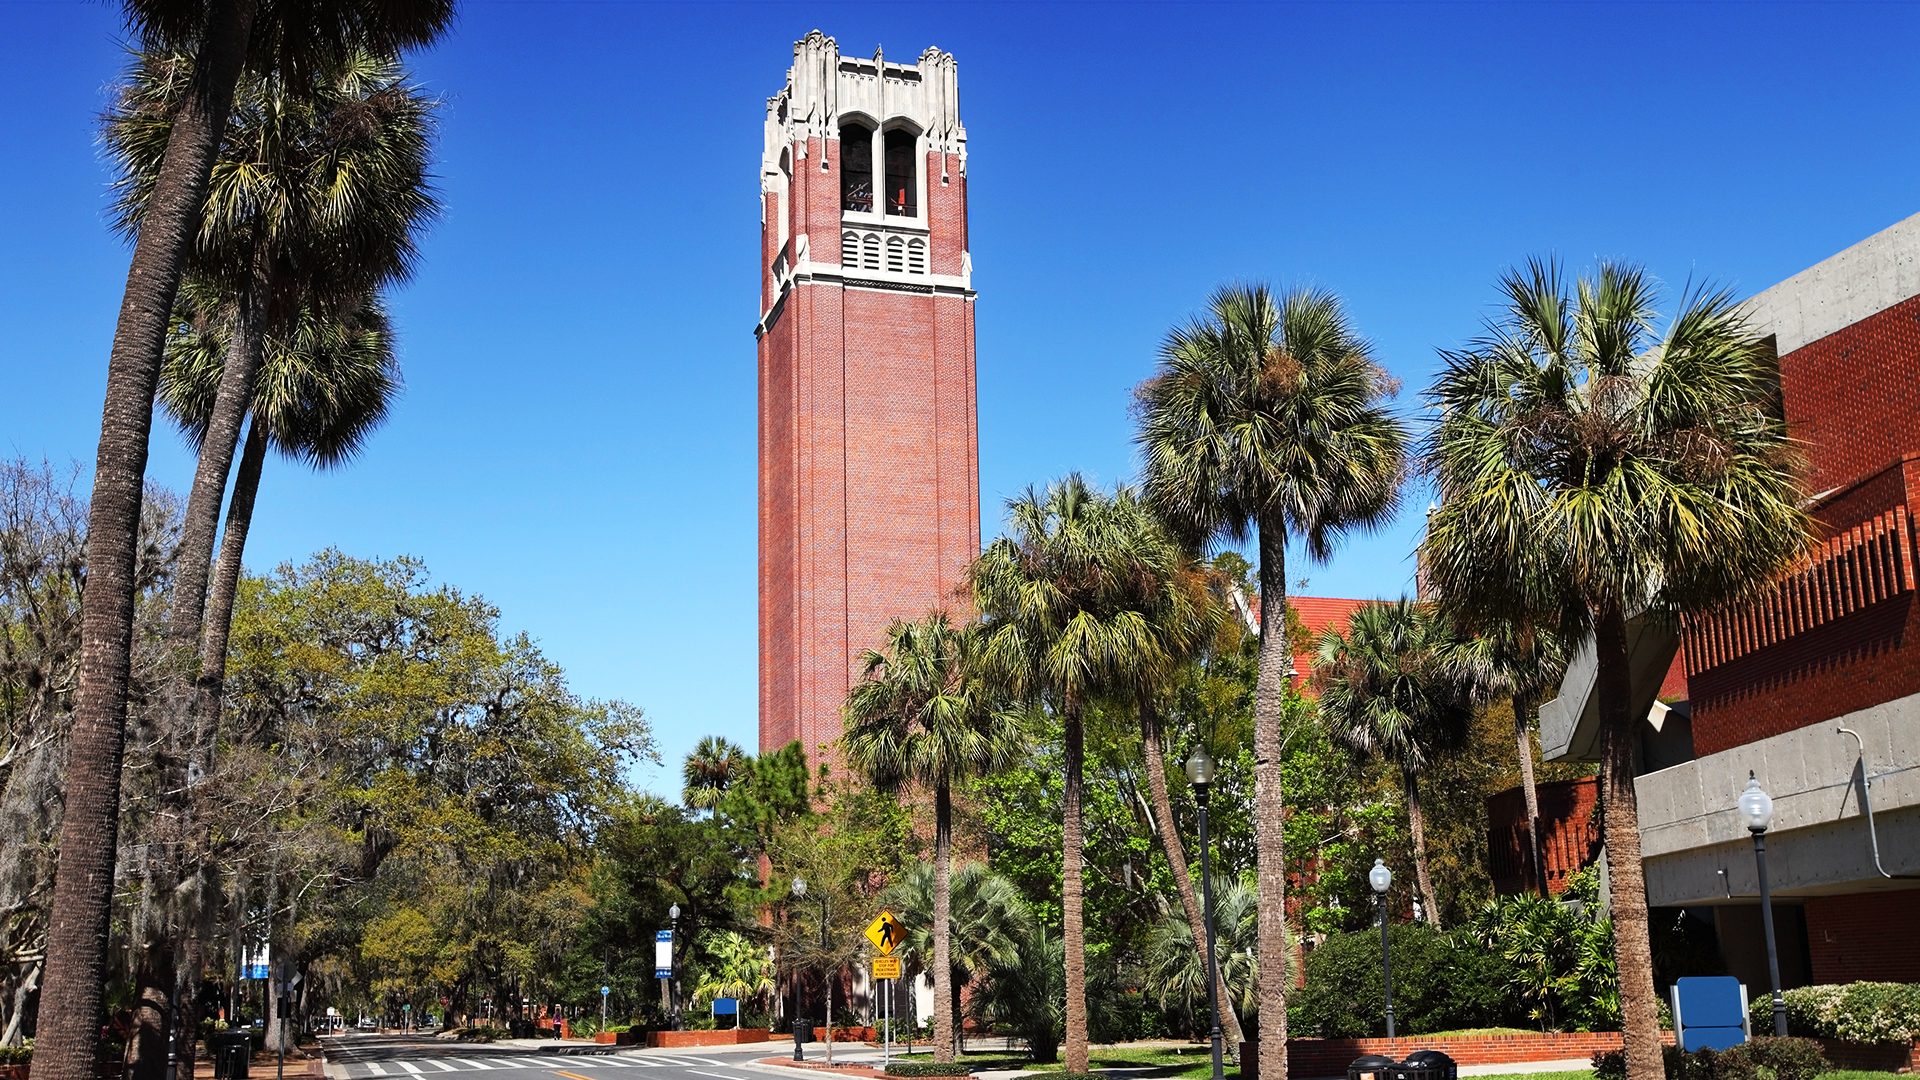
[424,1060,460,1072]
[593,1058,640,1068]
[365,1064,389,1076]
[398,1062,425,1074]
[487,1060,524,1069]
[455,1060,493,1070]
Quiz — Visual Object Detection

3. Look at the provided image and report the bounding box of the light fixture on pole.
[1185,746,1224,1080]
[1739,773,1788,1037]
[1369,858,1396,1039]
[790,878,807,1060]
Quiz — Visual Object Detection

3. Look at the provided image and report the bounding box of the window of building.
[884,129,917,216]
[841,123,873,213]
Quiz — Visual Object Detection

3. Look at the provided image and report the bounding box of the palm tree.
[1142,875,1262,1026]
[1313,598,1473,927]
[969,924,1064,1063]
[1421,259,1813,1080]
[970,476,1180,1074]
[880,861,1029,1054]
[690,930,777,1011]
[1440,616,1571,897]
[1136,285,1407,1080]
[683,736,748,814]
[47,6,449,1079]
[843,613,1024,1062]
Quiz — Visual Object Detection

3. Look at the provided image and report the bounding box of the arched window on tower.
[884,129,917,217]
[841,122,873,213]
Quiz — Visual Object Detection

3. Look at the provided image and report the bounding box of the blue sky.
[4,1,1917,796]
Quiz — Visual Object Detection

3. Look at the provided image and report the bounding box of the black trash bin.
[1350,1055,1400,1080]
[792,1017,811,1044]
[1392,1050,1458,1080]
[212,1032,252,1080]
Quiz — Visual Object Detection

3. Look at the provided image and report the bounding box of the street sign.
[871,956,901,980]
[865,910,903,955]
[654,930,673,973]
[712,998,738,1015]
[600,986,610,997]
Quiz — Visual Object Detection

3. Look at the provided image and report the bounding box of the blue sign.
[241,965,269,980]
[655,930,673,941]
[654,969,671,979]
[600,986,611,997]
[1672,976,1750,1051]
[712,998,738,1016]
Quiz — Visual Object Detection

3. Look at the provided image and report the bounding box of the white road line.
[455,1061,493,1071]
[365,1064,390,1077]
[487,1060,525,1069]
[398,1062,426,1074]
[686,1070,750,1080]
[681,1058,729,1067]
[534,1058,587,1068]
[425,1060,460,1071]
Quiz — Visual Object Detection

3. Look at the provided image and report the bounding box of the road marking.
[424,1061,460,1072]
[398,1062,426,1074]
[366,1065,389,1076]
[682,1059,728,1067]
[455,1061,493,1070]
[555,1071,599,1080]
[487,1060,525,1069]
[687,1070,750,1080]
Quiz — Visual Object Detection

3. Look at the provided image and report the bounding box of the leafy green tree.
[1136,285,1407,1080]
[682,736,748,814]
[1289,923,1515,1038]
[689,931,775,1010]
[843,612,1024,1061]
[970,477,1184,1073]
[1313,598,1473,927]
[1422,260,1813,1080]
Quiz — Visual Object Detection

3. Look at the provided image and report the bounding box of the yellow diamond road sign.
[872,956,902,980]
[866,910,903,955]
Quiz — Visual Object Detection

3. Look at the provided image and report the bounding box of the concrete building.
[756,32,981,760]
[1539,211,1920,990]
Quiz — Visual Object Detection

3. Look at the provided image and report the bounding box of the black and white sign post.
[654,929,673,1024]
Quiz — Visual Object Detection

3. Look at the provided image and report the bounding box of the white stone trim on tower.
[762,30,968,184]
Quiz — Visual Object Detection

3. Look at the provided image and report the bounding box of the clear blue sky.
[4,1,1916,796]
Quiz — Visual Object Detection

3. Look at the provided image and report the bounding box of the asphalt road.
[317,1036,815,1080]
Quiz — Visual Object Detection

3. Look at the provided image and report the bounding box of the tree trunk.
[36,7,256,1080]
[1512,692,1547,897]
[195,417,267,733]
[1252,514,1291,1080]
[127,945,174,1080]
[1595,602,1662,1080]
[932,783,953,1063]
[1139,702,1244,1058]
[1061,700,1088,1074]
[1404,770,1441,930]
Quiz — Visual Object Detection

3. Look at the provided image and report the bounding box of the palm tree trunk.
[127,946,174,1080]
[1512,692,1547,897]
[1061,699,1089,1075]
[1139,702,1244,1058]
[1594,602,1662,1080]
[37,8,257,1080]
[1252,513,1291,1080]
[195,416,267,732]
[932,782,954,1063]
[1403,770,1441,930]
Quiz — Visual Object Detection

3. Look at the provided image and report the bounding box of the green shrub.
[0,1041,32,1066]
[885,1064,973,1077]
[1749,983,1920,1045]
[1591,1037,1828,1080]
[1291,923,1520,1037]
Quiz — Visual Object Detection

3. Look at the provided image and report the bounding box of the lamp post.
[1370,859,1395,1039]
[1186,746,1225,1080]
[790,878,808,1060]
[1739,773,1788,1037]
[669,904,682,1031]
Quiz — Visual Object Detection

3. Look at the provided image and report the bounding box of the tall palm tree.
[843,613,1024,1062]
[47,6,449,1079]
[880,861,1029,1053]
[1440,615,1571,897]
[1421,259,1813,1080]
[1313,598,1473,927]
[682,736,748,814]
[969,476,1179,1073]
[1136,285,1407,1080]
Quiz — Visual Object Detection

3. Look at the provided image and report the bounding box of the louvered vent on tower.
[907,238,927,275]
[886,236,905,273]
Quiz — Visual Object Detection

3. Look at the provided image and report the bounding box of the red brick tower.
[756,32,980,761]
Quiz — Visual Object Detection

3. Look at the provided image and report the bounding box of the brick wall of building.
[758,126,980,766]
[1486,777,1601,896]
[1805,891,1920,984]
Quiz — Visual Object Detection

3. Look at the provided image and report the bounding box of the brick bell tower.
[756,32,981,760]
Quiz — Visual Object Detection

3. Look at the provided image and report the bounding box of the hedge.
[1593,1037,1828,1080]
[1750,982,1920,1045]
[884,1065,973,1077]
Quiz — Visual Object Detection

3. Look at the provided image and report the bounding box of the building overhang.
[1538,612,1680,763]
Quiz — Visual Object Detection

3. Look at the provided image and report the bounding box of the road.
[317,1036,833,1080]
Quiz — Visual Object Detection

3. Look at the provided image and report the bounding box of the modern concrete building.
[755,32,981,761]
[1539,211,1920,989]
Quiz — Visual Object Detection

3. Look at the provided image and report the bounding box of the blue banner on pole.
[712,998,738,1016]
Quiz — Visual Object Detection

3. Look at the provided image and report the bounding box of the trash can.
[1392,1051,1457,1080]
[1349,1055,1399,1080]
[792,1017,811,1044]
[212,1032,252,1080]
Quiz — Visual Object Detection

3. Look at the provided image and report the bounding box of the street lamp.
[1185,746,1225,1080]
[1369,859,1396,1039]
[1740,773,1788,1037]
[790,878,807,1061]
[669,905,682,1031]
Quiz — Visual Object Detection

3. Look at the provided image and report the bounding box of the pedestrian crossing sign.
[872,956,902,980]
[865,910,903,954]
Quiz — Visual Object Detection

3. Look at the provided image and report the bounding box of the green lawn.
[1022,1047,1223,1079]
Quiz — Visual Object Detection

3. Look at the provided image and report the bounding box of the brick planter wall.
[1242,1031,1680,1080]
[647,1029,771,1048]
